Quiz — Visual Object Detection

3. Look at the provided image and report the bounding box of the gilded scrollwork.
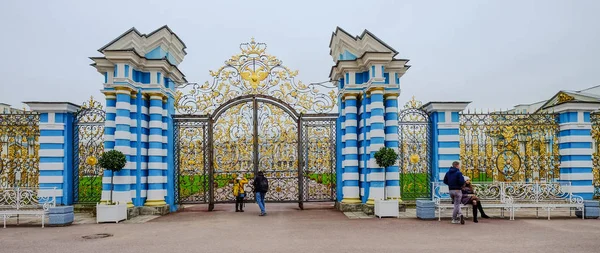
[591,113,600,198]
[398,97,431,199]
[0,110,39,188]
[74,96,105,203]
[175,38,337,115]
[460,112,559,183]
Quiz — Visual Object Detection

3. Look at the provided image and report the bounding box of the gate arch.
[173,38,337,210]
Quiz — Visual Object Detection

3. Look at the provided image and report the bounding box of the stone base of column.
[361,203,406,215]
[144,200,167,207]
[335,202,362,212]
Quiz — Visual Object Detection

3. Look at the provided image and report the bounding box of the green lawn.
[77,176,102,203]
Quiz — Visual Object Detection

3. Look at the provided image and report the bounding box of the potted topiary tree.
[373,147,401,218]
[96,150,128,223]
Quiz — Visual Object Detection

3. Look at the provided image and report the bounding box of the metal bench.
[432,182,511,221]
[504,182,584,220]
[0,187,57,228]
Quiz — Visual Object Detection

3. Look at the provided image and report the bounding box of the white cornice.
[24,102,80,113]
[423,102,471,113]
[547,102,600,113]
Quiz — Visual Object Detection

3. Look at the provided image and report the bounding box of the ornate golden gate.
[73,97,105,203]
[460,111,560,182]
[174,39,337,209]
[591,112,600,198]
[0,110,39,188]
[398,98,431,200]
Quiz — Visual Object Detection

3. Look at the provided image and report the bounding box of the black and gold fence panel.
[0,110,39,188]
[591,112,600,199]
[460,112,559,183]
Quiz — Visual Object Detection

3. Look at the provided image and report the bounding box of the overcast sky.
[1,0,599,111]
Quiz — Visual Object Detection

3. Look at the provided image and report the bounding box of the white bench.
[504,182,584,220]
[432,182,585,221]
[432,182,510,221]
[0,187,57,228]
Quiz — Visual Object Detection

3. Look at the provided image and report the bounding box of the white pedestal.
[96,203,127,223]
[374,199,399,218]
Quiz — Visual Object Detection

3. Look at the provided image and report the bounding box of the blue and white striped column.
[26,102,79,205]
[358,93,370,203]
[161,97,169,202]
[101,93,116,203]
[384,93,400,199]
[555,105,597,200]
[129,94,138,205]
[112,87,133,206]
[146,94,167,206]
[341,94,360,203]
[337,97,345,202]
[367,88,385,204]
[140,96,150,204]
[423,102,469,182]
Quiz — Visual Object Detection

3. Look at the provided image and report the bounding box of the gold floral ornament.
[86,156,98,166]
[175,38,337,115]
[409,154,420,164]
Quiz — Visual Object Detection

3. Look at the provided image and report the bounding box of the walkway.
[0,203,599,253]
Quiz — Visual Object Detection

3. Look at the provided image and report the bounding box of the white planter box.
[374,199,399,218]
[96,203,127,223]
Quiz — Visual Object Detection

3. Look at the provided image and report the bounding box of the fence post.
[25,102,80,205]
[553,102,600,200]
[423,102,470,183]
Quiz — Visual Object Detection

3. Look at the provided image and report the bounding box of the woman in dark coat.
[462,176,490,223]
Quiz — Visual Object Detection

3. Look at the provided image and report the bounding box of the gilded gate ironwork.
[174,117,209,203]
[73,97,105,203]
[0,110,39,188]
[173,38,337,208]
[460,111,560,182]
[302,117,337,202]
[591,112,600,198]
[397,97,431,199]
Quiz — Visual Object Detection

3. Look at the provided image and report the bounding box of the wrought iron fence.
[0,110,39,188]
[302,118,337,202]
[174,117,209,204]
[73,97,105,203]
[460,111,559,183]
[591,112,600,199]
[398,97,431,200]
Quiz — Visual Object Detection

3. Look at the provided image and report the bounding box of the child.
[233,176,249,212]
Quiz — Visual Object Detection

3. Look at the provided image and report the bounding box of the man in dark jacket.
[443,161,465,224]
[253,171,269,216]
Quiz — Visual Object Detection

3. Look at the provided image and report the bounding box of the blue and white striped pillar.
[112,87,134,206]
[129,94,138,205]
[140,96,150,205]
[101,93,116,203]
[359,93,371,203]
[145,93,167,206]
[423,102,470,182]
[26,102,79,205]
[341,94,360,203]
[554,104,598,199]
[367,87,385,204]
[166,95,176,212]
[383,93,400,199]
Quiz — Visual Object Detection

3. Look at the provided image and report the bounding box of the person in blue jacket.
[443,161,465,224]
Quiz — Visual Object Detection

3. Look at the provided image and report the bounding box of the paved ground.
[1,203,599,253]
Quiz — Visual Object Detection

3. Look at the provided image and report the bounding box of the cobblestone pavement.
[1,203,599,253]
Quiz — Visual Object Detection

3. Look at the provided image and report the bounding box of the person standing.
[443,161,466,224]
[253,171,269,216]
[233,176,248,212]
